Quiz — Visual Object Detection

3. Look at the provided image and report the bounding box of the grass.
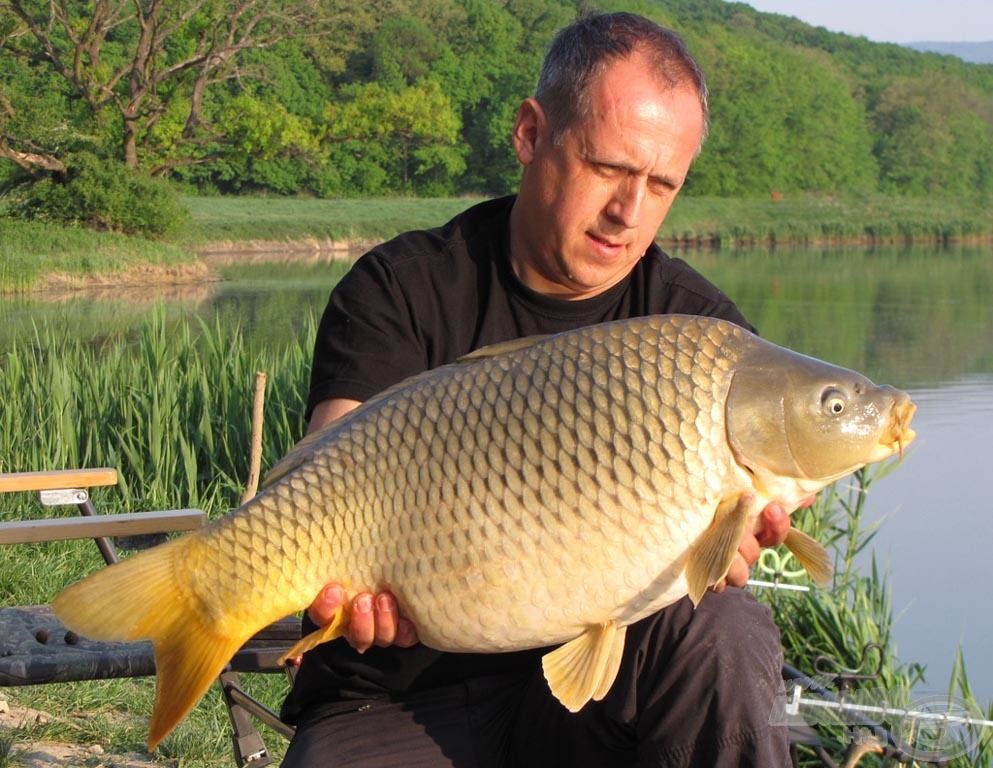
[177,195,482,247]
[661,193,993,247]
[0,218,196,293]
[0,737,18,768]
[2,312,990,766]
[2,193,992,292]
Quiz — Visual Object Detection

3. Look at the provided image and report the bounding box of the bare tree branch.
[1,0,324,171]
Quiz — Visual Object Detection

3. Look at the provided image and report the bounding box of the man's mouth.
[587,232,625,256]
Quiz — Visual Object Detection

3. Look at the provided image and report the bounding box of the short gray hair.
[535,11,709,148]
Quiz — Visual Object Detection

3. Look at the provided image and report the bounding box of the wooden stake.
[241,372,267,504]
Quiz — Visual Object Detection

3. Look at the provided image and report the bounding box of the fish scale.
[53,314,916,748]
[220,315,738,651]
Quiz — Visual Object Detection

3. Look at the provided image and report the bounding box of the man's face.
[511,52,705,300]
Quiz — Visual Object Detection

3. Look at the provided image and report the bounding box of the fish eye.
[821,388,847,416]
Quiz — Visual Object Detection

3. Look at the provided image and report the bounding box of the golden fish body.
[53,314,916,748]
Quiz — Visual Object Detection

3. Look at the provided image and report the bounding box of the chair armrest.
[0,468,119,493]
[0,509,207,545]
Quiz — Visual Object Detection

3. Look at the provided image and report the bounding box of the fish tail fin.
[52,537,247,751]
[148,613,243,750]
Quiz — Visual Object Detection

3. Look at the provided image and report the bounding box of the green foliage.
[325,79,467,195]
[5,151,189,237]
[766,467,993,767]
[2,0,992,199]
[872,73,993,197]
[687,24,878,196]
[763,470,926,766]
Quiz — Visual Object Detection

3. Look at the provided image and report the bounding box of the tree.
[685,24,876,196]
[0,0,334,177]
[872,73,993,197]
[325,79,465,195]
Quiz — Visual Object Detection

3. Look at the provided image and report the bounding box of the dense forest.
[1,0,992,203]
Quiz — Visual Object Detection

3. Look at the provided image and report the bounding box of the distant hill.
[905,41,993,63]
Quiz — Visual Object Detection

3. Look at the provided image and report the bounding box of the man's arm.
[307,398,363,434]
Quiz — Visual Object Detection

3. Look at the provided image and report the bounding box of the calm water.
[4,245,991,706]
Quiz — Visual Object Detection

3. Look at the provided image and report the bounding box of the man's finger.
[724,553,751,588]
[395,617,419,648]
[756,503,791,548]
[307,583,345,626]
[374,592,399,647]
[348,593,376,652]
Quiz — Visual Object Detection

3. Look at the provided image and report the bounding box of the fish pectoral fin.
[685,493,755,607]
[278,608,349,663]
[784,528,834,585]
[541,621,627,712]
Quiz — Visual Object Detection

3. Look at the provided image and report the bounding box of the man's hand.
[308,583,419,653]
[721,497,812,589]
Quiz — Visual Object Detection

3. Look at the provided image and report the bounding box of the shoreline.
[16,230,993,295]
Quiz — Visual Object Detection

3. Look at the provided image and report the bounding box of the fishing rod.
[780,660,993,765]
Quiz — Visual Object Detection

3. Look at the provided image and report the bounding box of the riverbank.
[2,193,991,293]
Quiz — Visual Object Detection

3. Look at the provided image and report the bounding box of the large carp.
[53,314,915,749]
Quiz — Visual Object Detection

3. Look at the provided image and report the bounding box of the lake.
[4,243,991,708]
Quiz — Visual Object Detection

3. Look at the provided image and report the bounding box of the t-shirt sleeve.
[306,251,427,420]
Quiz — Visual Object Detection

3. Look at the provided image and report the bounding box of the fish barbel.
[53,314,916,749]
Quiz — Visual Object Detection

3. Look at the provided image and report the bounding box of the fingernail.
[355,595,372,614]
[377,594,395,613]
[326,584,344,603]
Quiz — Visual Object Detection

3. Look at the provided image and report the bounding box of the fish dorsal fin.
[261,426,328,489]
[456,334,551,362]
[685,493,755,606]
[541,621,628,712]
[784,528,834,585]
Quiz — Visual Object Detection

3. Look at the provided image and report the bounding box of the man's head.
[510,12,708,300]
[535,12,709,151]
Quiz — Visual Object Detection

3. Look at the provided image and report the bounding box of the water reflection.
[862,375,993,706]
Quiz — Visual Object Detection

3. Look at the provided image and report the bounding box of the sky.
[740,0,992,43]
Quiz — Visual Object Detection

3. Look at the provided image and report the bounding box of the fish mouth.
[883,395,917,458]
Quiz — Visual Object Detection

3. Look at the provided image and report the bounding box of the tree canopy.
[2,0,991,202]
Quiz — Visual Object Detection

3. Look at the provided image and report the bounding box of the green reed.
[763,469,990,766]
[1,309,311,514]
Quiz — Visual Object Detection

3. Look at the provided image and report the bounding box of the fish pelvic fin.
[279,608,348,663]
[784,528,834,585]
[541,622,627,712]
[52,537,247,751]
[686,493,754,607]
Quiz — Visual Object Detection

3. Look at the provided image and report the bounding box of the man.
[281,11,795,767]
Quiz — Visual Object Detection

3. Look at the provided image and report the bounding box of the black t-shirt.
[285,195,752,722]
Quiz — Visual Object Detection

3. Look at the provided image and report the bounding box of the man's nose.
[607,175,646,228]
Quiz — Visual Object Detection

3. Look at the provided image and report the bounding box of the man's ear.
[512,98,545,166]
